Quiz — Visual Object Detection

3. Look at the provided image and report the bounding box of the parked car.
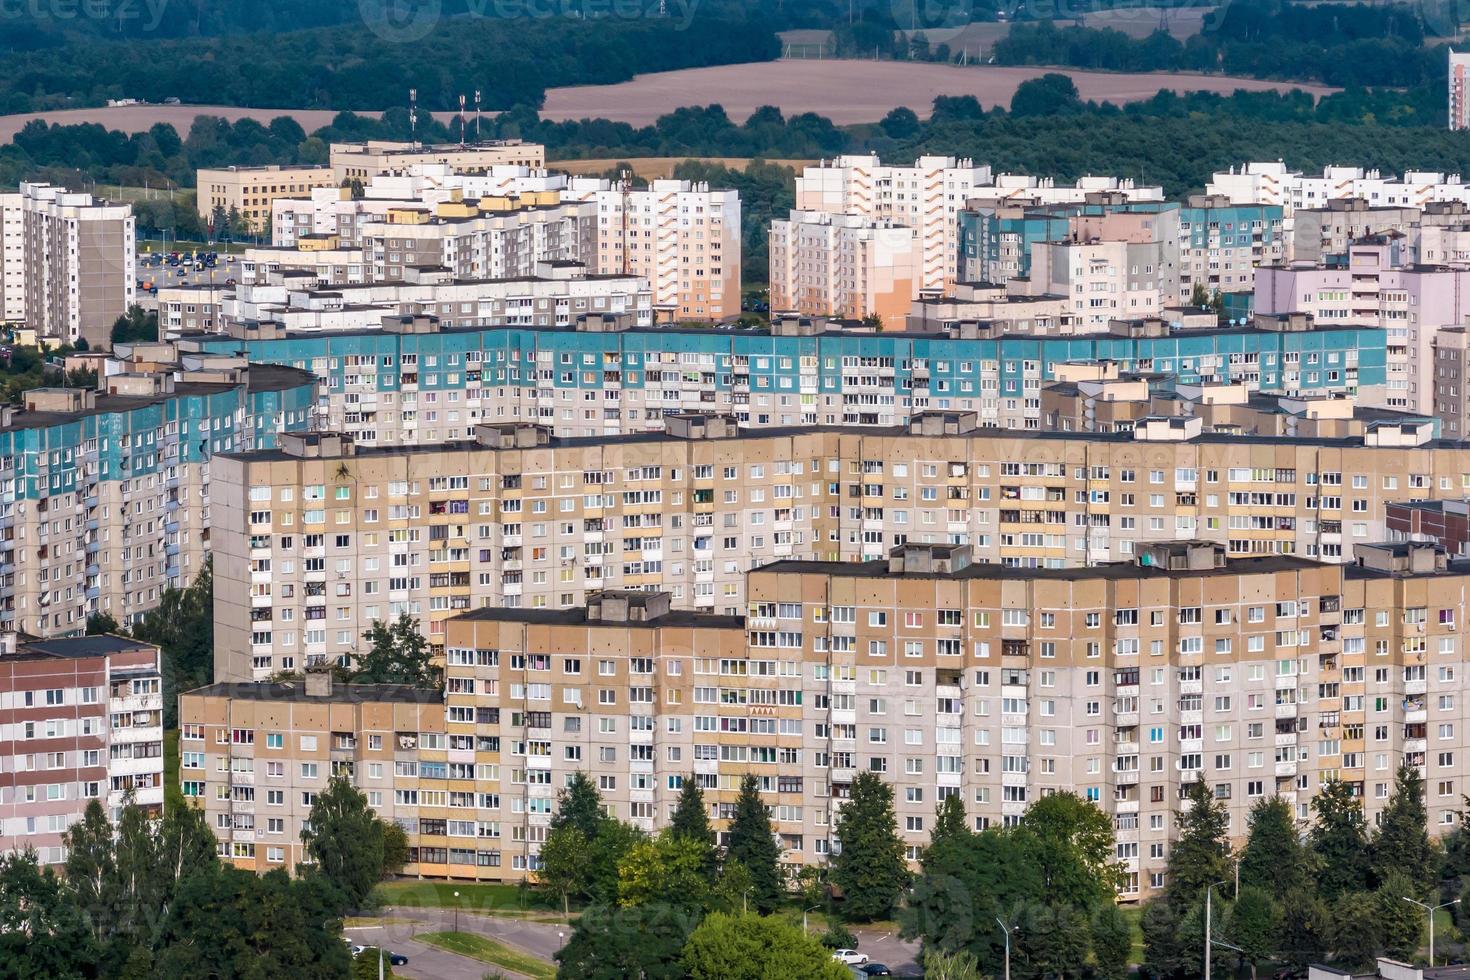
[859,965,892,977]
[832,949,868,966]
[387,952,408,966]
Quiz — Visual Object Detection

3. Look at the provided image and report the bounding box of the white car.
[832,950,868,966]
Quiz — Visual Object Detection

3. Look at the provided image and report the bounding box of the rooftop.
[186,681,443,704]
[10,633,157,662]
[451,605,745,630]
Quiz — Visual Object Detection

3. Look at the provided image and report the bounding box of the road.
[346,906,568,980]
[347,906,922,978]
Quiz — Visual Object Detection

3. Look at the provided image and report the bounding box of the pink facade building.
[0,634,163,864]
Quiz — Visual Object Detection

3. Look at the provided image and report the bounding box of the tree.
[1167,776,1232,901]
[1018,791,1125,910]
[618,832,713,911]
[0,851,98,979]
[1227,886,1281,980]
[1371,764,1437,892]
[85,611,121,635]
[681,912,850,980]
[300,774,388,911]
[1017,902,1091,979]
[380,822,409,877]
[1010,73,1084,117]
[132,558,213,728]
[831,771,910,922]
[1328,889,1384,972]
[1375,871,1425,962]
[556,903,693,980]
[352,947,397,980]
[1310,778,1371,898]
[154,867,349,980]
[670,777,719,882]
[726,774,783,914]
[550,771,605,840]
[1275,887,1330,975]
[713,858,754,916]
[63,800,119,946]
[1091,904,1132,980]
[537,825,590,915]
[880,106,921,140]
[922,948,985,980]
[110,306,158,344]
[1239,795,1311,894]
[355,613,439,688]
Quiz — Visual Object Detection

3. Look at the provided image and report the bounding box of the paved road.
[852,927,922,976]
[347,907,567,980]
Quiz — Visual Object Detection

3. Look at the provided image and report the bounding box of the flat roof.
[219,420,1470,465]
[186,681,442,704]
[450,606,745,630]
[13,633,156,661]
[756,555,1322,582]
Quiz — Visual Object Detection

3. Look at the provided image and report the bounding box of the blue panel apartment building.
[0,365,317,635]
[185,319,1388,441]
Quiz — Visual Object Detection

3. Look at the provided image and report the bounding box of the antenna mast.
[459,94,467,146]
[409,88,418,147]
[474,89,482,142]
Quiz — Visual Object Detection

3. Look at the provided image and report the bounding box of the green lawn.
[416,931,555,980]
[1120,905,1145,965]
[374,881,564,916]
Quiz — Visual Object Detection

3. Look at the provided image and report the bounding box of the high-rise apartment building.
[0,183,135,345]
[1024,205,1183,330]
[562,178,740,321]
[213,406,1468,682]
[1451,49,1470,130]
[0,348,316,637]
[188,539,1470,898]
[0,633,163,864]
[184,313,1385,442]
[768,211,917,330]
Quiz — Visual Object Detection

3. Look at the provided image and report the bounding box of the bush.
[819,924,857,950]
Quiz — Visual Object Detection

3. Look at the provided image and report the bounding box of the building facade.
[213,409,1470,682]
[0,183,135,345]
[189,540,1470,899]
[195,165,338,234]
[1,633,163,864]
[329,141,545,183]
[184,315,1387,443]
[0,352,317,637]
[769,211,917,330]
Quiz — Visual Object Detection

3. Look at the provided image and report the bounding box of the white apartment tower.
[0,183,136,345]
[1452,49,1470,130]
[795,155,994,291]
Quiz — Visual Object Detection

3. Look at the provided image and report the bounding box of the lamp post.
[803,905,822,935]
[453,890,460,934]
[1204,880,1230,980]
[995,917,1017,980]
[1403,896,1460,966]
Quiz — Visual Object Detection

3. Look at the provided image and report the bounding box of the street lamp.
[1403,896,1460,966]
[453,890,461,934]
[995,917,1017,980]
[1203,880,1231,980]
[803,905,822,934]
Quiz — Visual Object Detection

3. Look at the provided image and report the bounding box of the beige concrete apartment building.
[330,140,545,183]
[188,539,1470,898]
[0,183,135,345]
[178,672,444,873]
[563,178,740,321]
[1,633,163,864]
[213,412,1470,682]
[157,283,228,335]
[195,165,338,234]
[769,211,917,330]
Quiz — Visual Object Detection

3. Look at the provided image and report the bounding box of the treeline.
[994,0,1448,89]
[0,774,406,979]
[0,14,780,114]
[1137,767,1441,976]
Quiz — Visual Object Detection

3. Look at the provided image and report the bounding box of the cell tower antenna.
[409,88,418,147]
[459,94,467,147]
[475,89,482,142]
